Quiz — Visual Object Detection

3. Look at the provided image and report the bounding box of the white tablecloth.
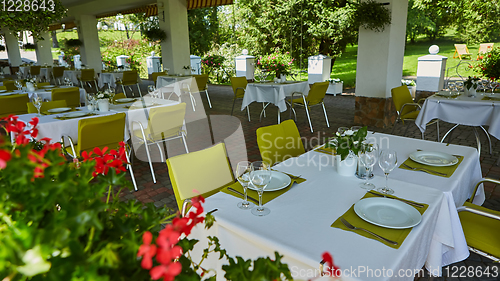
[62,70,81,86]
[40,67,53,81]
[156,75,194,97]
[241,81,309,112]
[415,92,500,140]
[190,133,483,281]
[98,72,122,88]
[19,66,30,78]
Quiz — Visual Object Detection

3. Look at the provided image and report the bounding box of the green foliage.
[221,252,292,281]
[59,38,80,57]
[0,45,5,51]
[411,0,457,41]
[406,0,435,43]
[65,39,83,48]
[355,0,391,32]
[23,43,36,50]
[101,39,160,78]
[143,27,167,42]
[326,127,368,161]
[188,7,220,55]
[202,43,239,83]
[454,0,500,44]
[0,0,66,40]
[474,47,500,80]
[257,49,294,77]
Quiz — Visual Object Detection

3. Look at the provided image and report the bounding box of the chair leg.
[262,102,266,118]
[472,127,482,155]
[181,134,189,153]
[479,126,493,155]
[436,120,440,141]
[322,102,330,127]
[121,85,126,97]
[189,92,196,111]
[440,124,459,143]
[246,106,251,122]
[303,96,313,133]
[155,142,165,163]
[205,90,212,108]
[143,142,157,184]
[231,98,236,116]
[125,148,138,191]
[137,83,142,97]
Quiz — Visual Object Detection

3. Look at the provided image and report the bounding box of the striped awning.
[97,4,158,19]
[187,0,233,9]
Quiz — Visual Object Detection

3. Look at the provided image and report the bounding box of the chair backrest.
[37,82,50,87]
[0,94,29,117]
[122,70,138,85]
[194,74,209,91]
[27,100,67,114]
[230,77,247,99]
[80,69,95,81]
[3,80,17,91]
[256,120,305,166]
[166,142,234,210]
[52,66,65,78]
[454,44,470,55]
[51,87,80,108]
[113,93,126,101]
[147,103,187,141]
[151,72,168,83]
[391,85,415,116]
[0,86,6,91]
[30,66,41,76]
[77,113,126,155]
[306,81,329,105]
[478,43,494,55]
[9,66,19,75]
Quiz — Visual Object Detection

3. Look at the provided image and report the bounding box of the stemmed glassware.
[359,143,378,190]
[14,80,22,91]
[250,161,272,216]
[64,77,72,87]
[87,93,97,112]
[377,150,398,195]
[32,93,43,117]
[235,161,255,210]
[148,85,157,104]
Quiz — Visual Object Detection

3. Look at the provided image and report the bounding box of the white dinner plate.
[0,90,7,93]
[116,98,135,103]
[436,91,460,97]
[247,171,291,192]
[41,85,56,89]
[354,198,422,229]
[62,112,88,118]
[409,151,458,167]
[0,92,15,96]
[132,101,154,108]
[47,107,72,113]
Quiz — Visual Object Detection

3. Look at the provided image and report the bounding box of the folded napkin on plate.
[399,155,463,178]
[314,144,336,155]
[482,96,500,101]
[55,112,96,120]
[221,172,306,205]
[42,108,80,115]
[331,191,428,249]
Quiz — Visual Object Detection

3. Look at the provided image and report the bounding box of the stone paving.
[120,83,499,280]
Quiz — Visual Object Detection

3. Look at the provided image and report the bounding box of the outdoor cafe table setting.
[241,81,309,123]
[156,74,194,97]
[98,71,142,88]
[189,132,483,281]
[62,69,81,86]
[0,86,87,104]
[415,91,500,141]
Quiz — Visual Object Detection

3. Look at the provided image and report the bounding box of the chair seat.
[400,110,420,120]
[133,127,182,143]
[459,202,500,259]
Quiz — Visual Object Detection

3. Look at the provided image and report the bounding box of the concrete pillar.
[35,31,53,65]
[3,30,22,66]
[76,15,102,72]
[157,0,191,74]
[354,0,408,128]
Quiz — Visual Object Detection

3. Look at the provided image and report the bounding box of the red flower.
[0,149,11,169]
[138,231,157,269]
[82,142,128,177]
[150,262,182,281]
[321,252,341,277]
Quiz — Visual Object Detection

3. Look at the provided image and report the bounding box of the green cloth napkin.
[55,112,96,120]
[42,108,80,115]
[399,155,464,178]
[482,96,500,101]
[314,146,336,155]
[331,191,428,249]
[221,172,306,205]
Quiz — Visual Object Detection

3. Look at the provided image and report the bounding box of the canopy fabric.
[187,0,233,9]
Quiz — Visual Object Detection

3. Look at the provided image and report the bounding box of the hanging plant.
[355,0,392,32]
[0,0,67,41]
[143,27,167,42]
[23,43,36,50]
[0,45,5,51]
[65,39,83,48]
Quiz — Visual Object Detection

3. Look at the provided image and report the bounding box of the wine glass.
[148,85,157,104]
[32,93,43,117]
[250,161,272,216]
[14,80,22,91]
[377,150,398,195]
[236,161,255,210]
[359,143,378,190]
[87,93,96,112]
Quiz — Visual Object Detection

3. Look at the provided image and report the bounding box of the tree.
[406,0,435,43]
[454,0,500,44]
[412,0,458,41]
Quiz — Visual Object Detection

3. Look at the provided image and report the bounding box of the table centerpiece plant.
[325,127,368,176]
[256,49,294,78]
[464,76,480,97]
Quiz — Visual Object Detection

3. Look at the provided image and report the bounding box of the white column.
[355,0,408,98]
[35,31,53,65]
[157,0,191,74]
[76,15,102,72]
[3,30,22,66]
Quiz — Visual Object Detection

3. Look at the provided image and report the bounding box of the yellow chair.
[27,100,67,113]
[256,120,305,166]
[79,69,98,91]
[132,103,188,183]
[30,65,41,77]
[152,71,168,87]
[289,81,330,133]
[0,94,29,117]
[113,93,126,102]
[166,143,234,215]
[391,85,439,140]
[453,44,472,60]
[37,82,50,87]
[119,70,142,97]
[0,86,7,91]
[51,87,81,108]
[458,178,500,262]
[3,80,17,91]
[478,43,494,58]
[230,76,251,121]
[52,66,65,85]
[193,74,211,108]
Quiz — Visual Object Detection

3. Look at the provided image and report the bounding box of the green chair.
[118,70,142,97]
[27,100,67,114]
[256,120,305,166]
[289,81,330,133]
[391,85,439,140]
[193,74,211,108]
[230,76,251,121]
[3,80,17,91]
[458,178,500,262]
[166,143,234,216]
[51,87,80,108]
[152,71,168,88]
[79,69,98,91]
[0,94,29,117]
[30,65,41,77]
[52,66,65,85]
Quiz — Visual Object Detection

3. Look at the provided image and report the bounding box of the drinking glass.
[250,161,272,216]
[359,143,378,190]
[148,85,157,104]
[236,161,255,210]
[87,93,96,112]
[14,80,22,91]
[33,93,43,117]
[377,150,398,195]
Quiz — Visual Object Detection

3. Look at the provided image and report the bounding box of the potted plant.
[143,27,167,42]
[464,76,480,97]
[257,49,294,79]
[182,65,191,75]
[325,127,368,176]
[96,90,113,111]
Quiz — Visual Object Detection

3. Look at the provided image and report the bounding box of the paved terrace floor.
[122,84,499,280]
